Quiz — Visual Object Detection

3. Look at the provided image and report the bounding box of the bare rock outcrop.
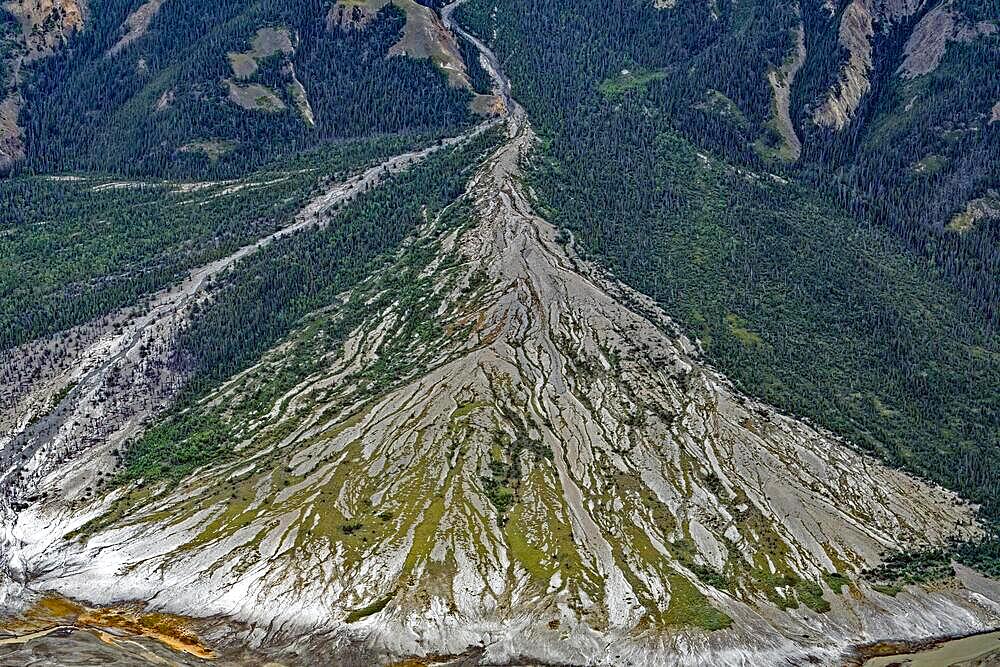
[108,0,168,56]
[898,2,997,78]
[813,0,875,130]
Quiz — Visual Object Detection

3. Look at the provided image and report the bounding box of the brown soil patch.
[0,595,216,660]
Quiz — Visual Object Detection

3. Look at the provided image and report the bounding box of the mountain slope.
[2,1,999,665]
[1,0,484,178]
[3,43,999,664]
[453,0,1000,546]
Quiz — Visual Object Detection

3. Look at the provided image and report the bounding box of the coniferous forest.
[456,0,1000,568]
[2,0,1000,642]
[17,0,473,179]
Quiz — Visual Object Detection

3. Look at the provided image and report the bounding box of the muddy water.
[0,595,218,665]
[862,630,1000,666]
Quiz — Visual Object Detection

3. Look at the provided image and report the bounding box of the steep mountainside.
[0,0,495,178]
[2,8,1000,664]
[454,0,1000,560]
[0,0,84,171]
[1,0,999,665]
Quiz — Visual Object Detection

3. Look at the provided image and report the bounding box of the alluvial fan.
[2,1,1000,660]
[2,104,998,666]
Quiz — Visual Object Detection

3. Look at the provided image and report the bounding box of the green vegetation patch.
[863,548,955,595]
[724,313,764,347]
[226,81,286,111]
[481,431,550,524]
[794,578,830,613]
[911,154,948,176]
[345,591,396,622]
[700,89,749,127]
[119,413,232,483]
[661,574,732,631]
[822,571,850,593]
[598,68,667,100]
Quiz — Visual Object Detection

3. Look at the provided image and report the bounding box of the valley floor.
[1,2,999,666]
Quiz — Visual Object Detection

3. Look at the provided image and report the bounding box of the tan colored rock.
[108,0,167,55]
[389,0,470,88]
[898,3,997,78]
[326,0,471,89]
[813,0,874,130]
[765,18,806,160]
[326,0,386,30]
[2,0,84,56]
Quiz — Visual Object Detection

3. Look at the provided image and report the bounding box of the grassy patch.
[227,27,294,80]
[724,313,763,347]
[911,154,948,175]
[661,574,732,631]
[226,81,286,111]
[822,571,850,593]
[700,89,748,127]
[598,68,667,100]
[794,578,830,613]
[345,591,395,623]
[178,140,238,161]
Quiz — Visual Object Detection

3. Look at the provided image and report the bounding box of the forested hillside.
[6,0,478,178]
[3,1,1000,662]
[455,0,1000,546]
[0,133,438,350]
[0,0,492,356]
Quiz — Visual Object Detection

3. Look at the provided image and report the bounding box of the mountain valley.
[1,0,999,665]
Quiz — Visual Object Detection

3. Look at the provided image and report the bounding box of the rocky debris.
[1,3,998,664]
[898,2,997,78]
[3,105,996,667]
[992,101,1000,123]
[0,123,489,610]
[813,0,875,130]
[108,0,167,56]
[765,17,806,160]
[153,87,174,112]
[285,62,315,127]
[873,0,925,22]
[0,95,23,173]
